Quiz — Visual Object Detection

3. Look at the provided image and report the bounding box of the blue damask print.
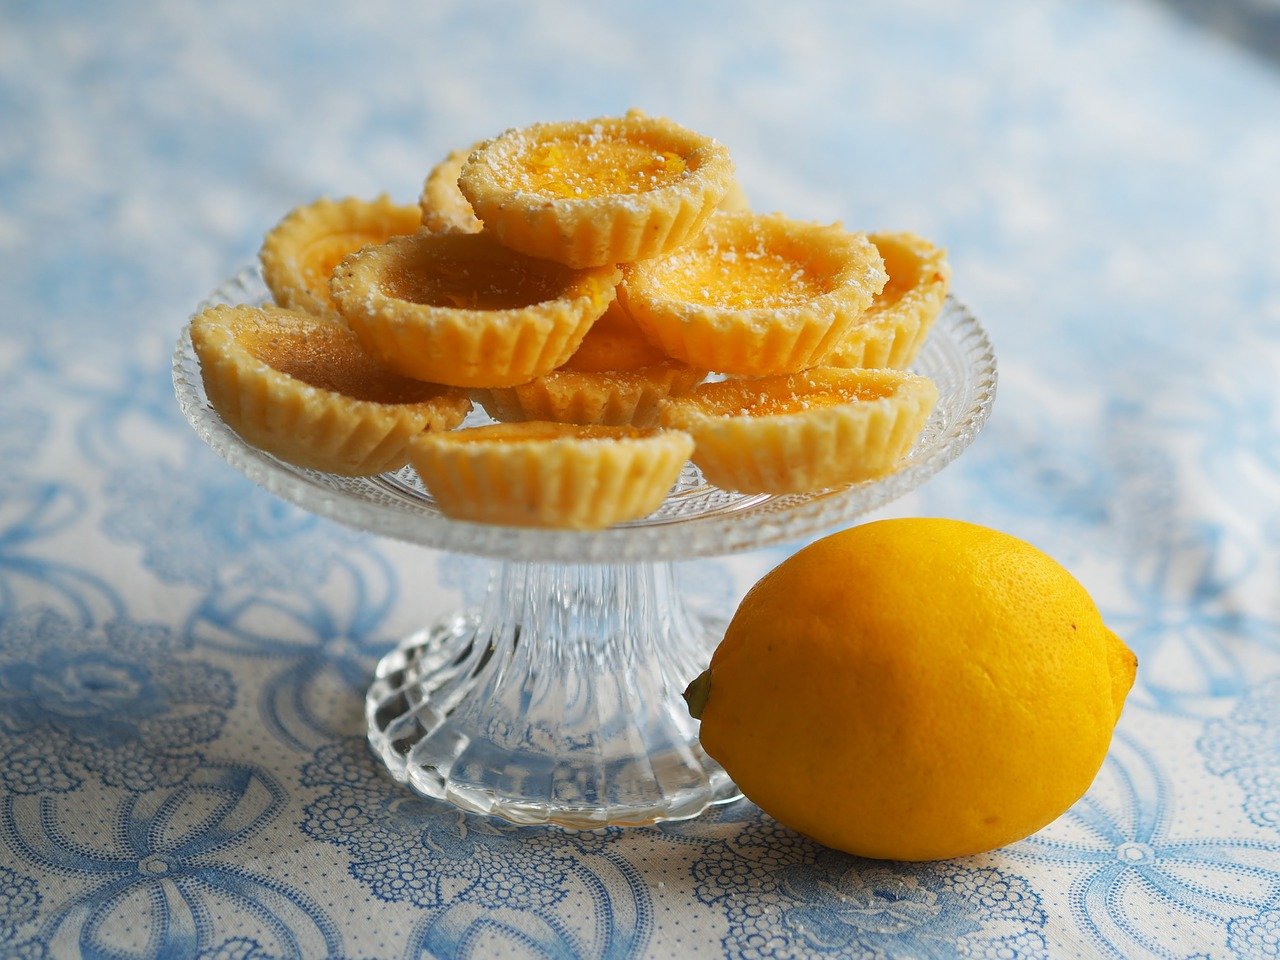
[0,479,124,627]
[0,394,47,472]
[1227,907,1280,958]
[302,739,652,959]
[197,939,283,960]
[1133,362,1280,529]
[1106,522,1280,716]
[1012,732,1280,958]
[186,548,397,749]
[918,393,1179,565]
[2,763,340,960]
[102,451,366,592]
[1199,674,1280,834]
[73,359,187,472]
[0,865,42,957]
[0,607,234,793]
[301,740,577,908]
[674,804,1047,959]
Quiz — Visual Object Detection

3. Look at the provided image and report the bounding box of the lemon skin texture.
[696,517,1137,861]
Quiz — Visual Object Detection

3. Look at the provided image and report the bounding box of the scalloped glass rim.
[173,266,996,563]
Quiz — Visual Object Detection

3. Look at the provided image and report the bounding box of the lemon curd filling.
[730,385,892,417]
[504,134,692,199]
[558,321,668,373]
[298,235,393,309]
[236,321,440,405]
[377,244,575,310]
[678,378,895,419]
[438,422,654,445]
[647,243,830,310]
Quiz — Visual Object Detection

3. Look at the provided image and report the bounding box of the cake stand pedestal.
[367,560,732,826]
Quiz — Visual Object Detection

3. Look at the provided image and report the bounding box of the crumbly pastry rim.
[457,113,735,269]
[618,212,888,376]
[472,358,707,427]
[190,304,471,476]
[424,137,749,237]
[330,231,622,388]
[408,422,695,529]
[259,194,422,319]
[659,367,938,494]
[822,231,951,370]
[419,145,484,234]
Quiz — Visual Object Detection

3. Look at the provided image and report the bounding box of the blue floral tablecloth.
[3,1,1280,957]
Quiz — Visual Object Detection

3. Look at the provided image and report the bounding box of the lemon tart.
[330,230,620,388]
[659,367,937,493]
[618,211,887,376]
[409,421,693,529]
[191,304,470,476]
[457,112,734,268]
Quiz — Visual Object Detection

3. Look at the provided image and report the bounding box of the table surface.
[3,1,1280,957]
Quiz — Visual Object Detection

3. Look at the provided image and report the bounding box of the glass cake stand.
[173,267,996,828]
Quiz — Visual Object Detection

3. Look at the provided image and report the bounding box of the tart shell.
[409,422,694,529]
[822,232,951,370]
[659,367,938,494]
[259,195,422,320]
[191,304,471,476]
[473,359,706,428]
[419,145,485,234]
[330,231,621,388]
[472,300,706,426]
[457,112,735,269]
[618,212,887,376]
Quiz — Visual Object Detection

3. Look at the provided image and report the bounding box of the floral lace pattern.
[4,0,1280,956]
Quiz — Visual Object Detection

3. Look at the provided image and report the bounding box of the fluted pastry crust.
[419,145,485,234]
[259,195,421,319]
[472,302,705,426]
[409,422,693,529]
[659,367,937,493]
[190,304,471,476]
[823,232,951,370]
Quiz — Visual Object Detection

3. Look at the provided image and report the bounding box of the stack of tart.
[190,111,950,530]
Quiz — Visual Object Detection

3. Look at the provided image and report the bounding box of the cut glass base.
[367,562,738,827]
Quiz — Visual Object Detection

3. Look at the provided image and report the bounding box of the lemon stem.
[683,669,712,719]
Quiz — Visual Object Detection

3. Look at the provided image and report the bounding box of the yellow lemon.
[686,517,1136,861]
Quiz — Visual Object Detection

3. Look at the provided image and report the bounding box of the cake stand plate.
[174,267,996,827]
